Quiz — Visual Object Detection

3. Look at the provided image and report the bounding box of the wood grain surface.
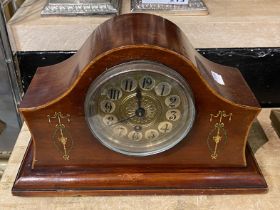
[14,13,265,195]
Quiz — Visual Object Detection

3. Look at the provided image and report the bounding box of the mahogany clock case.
[12,13,267,195]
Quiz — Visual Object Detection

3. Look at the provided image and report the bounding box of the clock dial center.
[135,107,145,117]
[121,94,161,126]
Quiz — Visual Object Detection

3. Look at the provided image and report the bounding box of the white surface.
[7,0,280,51]
[211,71,225,85]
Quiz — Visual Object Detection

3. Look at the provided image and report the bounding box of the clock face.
[85,61,195,156]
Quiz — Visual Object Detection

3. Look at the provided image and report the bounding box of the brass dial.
[85,61,195,156]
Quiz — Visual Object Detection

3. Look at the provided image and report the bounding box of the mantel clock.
[12,13,267,196]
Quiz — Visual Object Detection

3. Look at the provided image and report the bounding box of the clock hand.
[135,87,145,117]
[136,87,142,109]
[110,114,137,126]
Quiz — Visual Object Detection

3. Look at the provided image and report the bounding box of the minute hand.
[136,87,142,109]
[110,114,136,126]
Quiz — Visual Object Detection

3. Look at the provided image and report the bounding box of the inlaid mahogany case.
[12,13,267,196]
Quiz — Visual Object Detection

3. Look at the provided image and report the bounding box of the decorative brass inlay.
[207,111,232,160]
[47,112,72,160]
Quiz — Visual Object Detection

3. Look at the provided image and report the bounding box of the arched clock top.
[20,14,259,111]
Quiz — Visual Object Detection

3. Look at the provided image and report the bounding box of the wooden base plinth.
[12,142,267,196]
